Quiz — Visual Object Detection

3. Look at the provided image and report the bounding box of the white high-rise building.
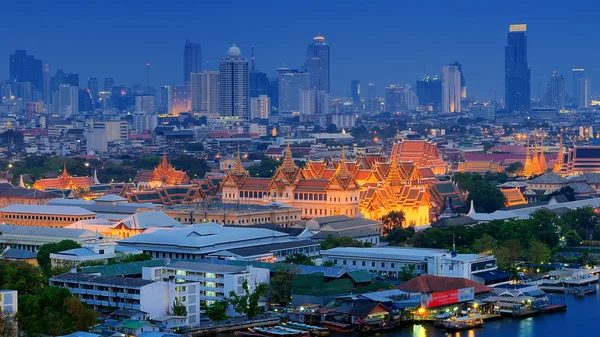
[57,84,79,117]
[135,95,155,113]
[300,89,330,118]
[250,95,270,120]
[191,71,219,114]
[579,77,590,109]
[278,68,310,113]
[219,45,249,120]
[132,112,158,133]
[442,66,461,113]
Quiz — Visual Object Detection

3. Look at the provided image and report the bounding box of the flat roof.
[0,204,95,216]
[0,224,95,238]
[51,273,155,287]
[166,261,247,273]
[321,247,448,261]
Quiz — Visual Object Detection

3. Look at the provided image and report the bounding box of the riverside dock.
[184,317,280,337]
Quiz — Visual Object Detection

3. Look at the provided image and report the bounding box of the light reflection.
[412,324,427,337]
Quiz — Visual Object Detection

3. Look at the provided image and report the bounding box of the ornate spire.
[62,161,69,178]
[523,136,533,177]
[531,136,542,175]
[539,134,547,172]
[93,170,100,184]
[232,144,246,175]
[160,148,170,170]
[18,175,25,188]
[553,133,564,173]
[280,135,297,171]
[336,148,350,178]
[386,152,403,186]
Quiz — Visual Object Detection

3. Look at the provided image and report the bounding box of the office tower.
[278,68,310,113]
[42,64,51,103]
[250,95,271,120]
[132,112,158,133]
[300,89,330,118]
[78,88,94,112]
[191,71,219,113]
[270,78,279,109]
[104,77,114,91]
[250,46,270,98]
[471,103,495,120]
[219,45,250,120]
[135,95,156,113]
[404,84,418,110]
[184,39,202,85]
[579,77,590,109]
[351,80,360,105]
[543,71,566,110]
[367,83,376,98]
[305,34,330,92]
[385,85,401,112]
[442,66,461,113]
[365,83,379,113]
[9,50,43,90]
[51,69,66,91]
[416,74,442,111]
[88,76,99,103]
[449,62,466,98]
[572,68,585,106]
[163,85,190,116]
[64,73,79,87]
[57,84,78,117]
[505,24,531,113]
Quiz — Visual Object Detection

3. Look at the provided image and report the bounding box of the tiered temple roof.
[33,162,96,191]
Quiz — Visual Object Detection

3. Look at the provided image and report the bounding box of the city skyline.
[2,0,599,100]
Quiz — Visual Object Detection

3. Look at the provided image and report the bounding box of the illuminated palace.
[553,135,600,176]
[221,139,460,226]
[33,162,97,191]
[522,134,548,177]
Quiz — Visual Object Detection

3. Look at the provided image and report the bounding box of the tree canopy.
[284,253,315,266]
[37,240,82,277]
[320,235,371,250]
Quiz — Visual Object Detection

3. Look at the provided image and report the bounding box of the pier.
[184,317,280,337]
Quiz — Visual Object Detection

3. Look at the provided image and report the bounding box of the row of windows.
[330,259,424,271]
[2,213,93,222]
[303,208,356,216]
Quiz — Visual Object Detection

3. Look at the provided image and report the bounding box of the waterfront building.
[505,24,530,113]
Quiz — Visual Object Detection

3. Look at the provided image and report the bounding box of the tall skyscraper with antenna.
[249,45,270,98]
[305,34,330,93]
[184,39,202,85]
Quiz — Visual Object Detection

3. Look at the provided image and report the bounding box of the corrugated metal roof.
[0,204,95,216]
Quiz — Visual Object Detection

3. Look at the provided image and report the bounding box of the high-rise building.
[135,95,156,113]
[184,39,202,85]
[132,111,158,133]
[351,80,360,105]
[543,71,566,110]
[385,85,402,112]
[300,89,330,118]
[191,71,219,114]
[250,46,270,98]
[505,24,531,113]
[305,35,330,93]
[9,50,43,90]
[57,84,78,117]
[51,69,66,92]
[162,85,190,116]
[278,68,310,113]
[43,64,51,104]
[572,69,590,109]
[442,66,461,113]
[78,88,94,112]
[64,73,79,87]
[250,95,270,120]
[365,83,380,113]
[270,78,279,109]
[88,76,99,103]
[104,77,114,92]
[219,45,250,120]
[416,75,442,111]
[448,62,466,98]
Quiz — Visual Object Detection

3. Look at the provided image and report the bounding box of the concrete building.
[250,95,270,120]
[304,215,382,245]
[0,224,97,252]
[321,247,503,285]
[300,89,330,119]
[219,45,249,120]
[135,95,155,113]
[184,39,202,85]
[90,120,128,142]
[191,71,219,114]
[132,112,158,133]
[86,128,108,153]
[163,85,191,116]
[305,35,330,93]
[47,195,159,222]
[0,204,96,228]
[0,290,17,337]
[278,68,310,113]
[470,103,495,120]
[50,242,143,268]
[0,185,57,206]
[249,123,267,137]
[442,65,461,112]
[57,84,79,117]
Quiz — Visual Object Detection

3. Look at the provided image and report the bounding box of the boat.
[283,322,330,336]
[252,326,309,337]
[441,315,484,332]
[320,321,353,334]
[235,332,268,337]
[354,318,396,334]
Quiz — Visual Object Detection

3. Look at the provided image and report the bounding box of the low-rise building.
[0,204,96,227]
[0,185,58,207]
[47,195,159,222]
[0,290,17,337]
[302,215,382,245]
[0,224,97,252]
[50,242,143,268]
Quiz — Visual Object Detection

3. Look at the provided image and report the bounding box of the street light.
[7,164,12,168]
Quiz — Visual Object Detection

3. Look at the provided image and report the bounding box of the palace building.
[133,151,190,189]
[221,139,460,226]
[33,162,97,191]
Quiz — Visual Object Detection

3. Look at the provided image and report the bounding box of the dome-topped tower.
[227,44,241,58]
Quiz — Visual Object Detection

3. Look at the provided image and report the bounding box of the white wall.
[140,282,170,319]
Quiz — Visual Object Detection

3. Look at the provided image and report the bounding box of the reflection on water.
[412,324,427,337]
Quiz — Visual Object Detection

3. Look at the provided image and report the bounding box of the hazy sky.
[2,0,599,100]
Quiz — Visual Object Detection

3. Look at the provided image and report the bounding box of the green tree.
[467,181,506,213]
[387,227,415,245]
[63,297,98,332]
[321,260,336,267]
[564,230,581,247]
[0,260,44,294]
[37,240,82,277]
[170,300,188,317]
[592,224,600,241]
[227,279,267,318]
[247,158,282,178]
[285,253,315,266]
[529,209,561,248]
[505,162,524,175]
[268,265,298,306]
[527,240,551,266]
[108,253,152,265]
[495,239,522,268]
[18,286,77,336]
[0,310,17,337]
[320,235,368,250]
[472,234,498,254]
[201,300,228,321]
[382,211,405,234]
[398,265,417,281]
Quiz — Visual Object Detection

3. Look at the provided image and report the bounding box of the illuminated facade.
[134,151,190,189]
[221,139,456,226]
[33,163,96,191]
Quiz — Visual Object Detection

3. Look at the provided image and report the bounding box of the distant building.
[0,204,96,228]
[56,84,78,117]
[103,77,114,92]
[33,164,96,191]
[0,289,17,337]
[543,71,565,109]
[530,107,557,120]
[416,75,442,111]
[250,95,270,120]
[183,39,202,85]
[449,61,467,99]
[442,65,461,112]
[470,103,495,120]
[219,45,249,120]
[132,111,158,133]
[191,71,219,114]
[505,24,530,113]
[0,224,97,252]
[351,80,360,105]
[87,76,99,103]
[300,89,330,119]
[10,49,43,90]
[572,68,590,109]
[135,95,155,113]
[305,35,330,93]
[278,68,310,113]
[163,85,190,116]
[90,120,128,142]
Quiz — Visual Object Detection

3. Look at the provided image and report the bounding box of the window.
[352,261,356,266]
[391,263,395,268]
[343,260,347,265]
[362,261,366,267]
[333,260,338,264]
[381,262,385,268]
[371,262,375,267]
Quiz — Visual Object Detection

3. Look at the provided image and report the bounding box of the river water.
[221,288,599,337]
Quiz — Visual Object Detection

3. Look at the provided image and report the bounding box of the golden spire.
[523,136,533,177]
[539,133,547,172]
[281,134,297,171]
[62,161,69,178]
[336,147,350,178]
[232,144,246,174]
[553,133,564,173]
[160,148,170,170]
[531,135,542,175]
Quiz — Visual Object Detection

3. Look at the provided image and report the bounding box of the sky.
[2,0,600,100]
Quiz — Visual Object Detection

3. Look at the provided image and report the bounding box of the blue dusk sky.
[1,0,598,100]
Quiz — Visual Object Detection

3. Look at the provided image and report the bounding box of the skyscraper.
[184,39,202,85]
[250,46,271,98]
[448,62,466,98]
[250,95,270,120]
[442,65,461,113]
[88,76,99,103]
[384,85,402,112]
[57,84,78,117]
[300,89,330,119]
[543,71,565,110]
[78,88,94,112]
[305,35,330,93]
[572,68,589,108]
[218,45,250,120]
[351,80,360,105]
[579,77,590,109]
[191,71,219,114]
[64,73,79,87]
[416,74,442,111]
[104,77,114,92]
[9,50,43,90]
[43,64,51,104]
[365,83,379,113]
[278,68,310,113]
[163,85,190,116]
[505,24,531,113]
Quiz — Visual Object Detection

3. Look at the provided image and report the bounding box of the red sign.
[420,287,474,308]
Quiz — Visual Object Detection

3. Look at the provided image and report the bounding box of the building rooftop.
[0,204,95,216]
[321,247,448,261]
[51,273,156,287]
[0,224,95,238]
[166,261,248,273]
[117,211,182,230]
[79,259,168,277]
